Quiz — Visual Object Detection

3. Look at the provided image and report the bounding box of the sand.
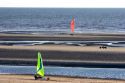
[0,45,125,52]
[0,45,125,61]
[0,75,125,83]
[0,34,125,82]
[1,33,125,41]
[0,33,125,68]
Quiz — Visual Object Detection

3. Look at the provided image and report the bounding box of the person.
[34,74,49,80]
[34,74,42,80]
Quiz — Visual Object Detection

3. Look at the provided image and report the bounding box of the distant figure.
[99,46,107,49]
[70,33,74,36]
[70,17,75,34]
[99,46,101,49]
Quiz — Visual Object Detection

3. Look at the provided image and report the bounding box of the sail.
[36,52,45,77]
[70,18,75,33]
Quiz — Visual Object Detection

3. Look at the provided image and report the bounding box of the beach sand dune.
[0,75,125,83]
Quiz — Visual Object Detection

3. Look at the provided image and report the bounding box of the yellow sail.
[36,52,44,77]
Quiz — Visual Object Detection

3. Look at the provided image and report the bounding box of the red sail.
[70,18,75,33]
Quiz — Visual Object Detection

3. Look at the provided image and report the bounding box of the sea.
[1,65,125,80]
[1,8,125,80]
[0,8,125,34]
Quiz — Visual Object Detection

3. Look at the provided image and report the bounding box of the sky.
[0,0,125,8]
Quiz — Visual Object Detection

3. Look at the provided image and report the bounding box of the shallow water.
[0,40,125,47]
[1,65,125,80]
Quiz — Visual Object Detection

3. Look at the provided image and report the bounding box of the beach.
[1,33,125,82]
[1,33,125,41]
[1,8,125,82]
[0,75,125,83]
[1,33,125,67]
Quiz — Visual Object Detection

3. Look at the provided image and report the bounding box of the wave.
[0,40,125,47]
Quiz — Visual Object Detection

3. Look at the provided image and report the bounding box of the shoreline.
[1,33,125,41]
[0,33,125,67]
[1,33,125,81]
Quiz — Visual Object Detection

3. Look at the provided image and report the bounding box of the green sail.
[36,52,45,77]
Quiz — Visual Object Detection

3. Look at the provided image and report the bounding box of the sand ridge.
[0,45,125,53]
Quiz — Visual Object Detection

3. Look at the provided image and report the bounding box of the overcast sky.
[0,0,125,8]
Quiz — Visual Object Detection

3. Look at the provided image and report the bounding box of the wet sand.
[0,33,125,67]
[0,45,125,67]
[0,34,125,81]
[0,75,125,83]
[1,33,125,41]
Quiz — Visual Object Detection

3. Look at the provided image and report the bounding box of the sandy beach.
[1,33,125,41]
[1,8,125,83]
[0,33,125,67]
[0,45,125,67]
[1,33,125,82]
[0,75,125,83]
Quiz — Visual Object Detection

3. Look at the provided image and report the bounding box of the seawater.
[0,40,125,47]
[0,8,125,34]
[1,65,125,80]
